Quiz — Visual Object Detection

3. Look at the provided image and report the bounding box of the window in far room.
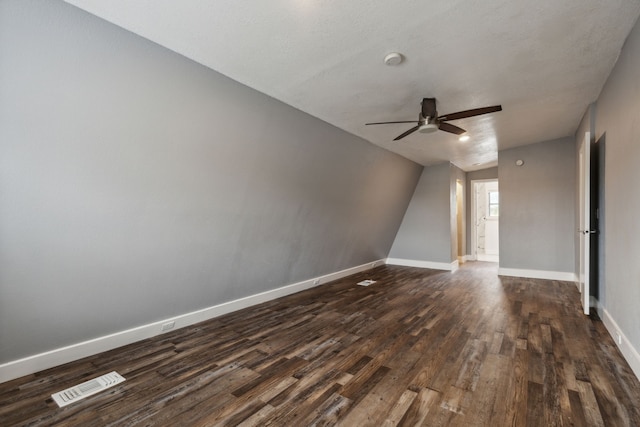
[488,191,499,217]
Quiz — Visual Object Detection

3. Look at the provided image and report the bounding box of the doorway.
[471,179,499,263]
[578,131,603,315]
[456,180,465,263]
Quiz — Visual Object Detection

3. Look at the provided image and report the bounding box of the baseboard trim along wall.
[497,268,577,282]
[599,303,640,380]
[385,258,459,272]
[0,259,385,384]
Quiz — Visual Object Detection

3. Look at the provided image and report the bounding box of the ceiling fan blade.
[422,98,437,118]
[438,122,466,135]
[439,105,502,121]
[393,125,420,141]
[365,120,417,125]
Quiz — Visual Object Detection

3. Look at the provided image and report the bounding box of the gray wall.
[591,15,640,353]
[0,0,422,363]
[498,138,576,273]
[389,163,453,263]
[465,167,498,255]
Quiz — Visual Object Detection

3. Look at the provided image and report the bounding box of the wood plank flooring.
[1,262,639,426]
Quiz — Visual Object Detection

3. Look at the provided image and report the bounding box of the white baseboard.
[599,304,640,380]
[385,258,458,271]
[595,297,604,319]
[0,259,384,384]
[450,260,459,273]
[498,267,577,282]
[462,254,475,262]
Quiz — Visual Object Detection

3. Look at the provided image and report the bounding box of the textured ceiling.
[64,0,640,170]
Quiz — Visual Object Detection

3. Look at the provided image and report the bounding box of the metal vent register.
[357,280,376,286]
[51,371,125,407]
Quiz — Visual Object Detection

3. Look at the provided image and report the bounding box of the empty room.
[2,1,640,425]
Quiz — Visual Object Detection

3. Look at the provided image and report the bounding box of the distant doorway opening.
[456,180,465,263]
[471,179,499,263]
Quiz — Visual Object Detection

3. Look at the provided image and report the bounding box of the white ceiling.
[64,0,640,171]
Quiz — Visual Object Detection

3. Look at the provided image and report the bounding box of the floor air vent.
[51,371,125,408]
[357,280,376,286]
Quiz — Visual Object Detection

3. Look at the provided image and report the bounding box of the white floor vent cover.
[51,371,125,408]
[357,280,376,286]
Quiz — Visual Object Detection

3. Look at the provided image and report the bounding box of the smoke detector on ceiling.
[384,52,403,66]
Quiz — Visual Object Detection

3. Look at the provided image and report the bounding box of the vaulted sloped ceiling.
[64,0,640,170]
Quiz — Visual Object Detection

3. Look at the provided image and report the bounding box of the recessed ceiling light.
[459,135,470,142]
[384,52,403,66]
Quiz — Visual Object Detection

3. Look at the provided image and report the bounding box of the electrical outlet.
[371,262,377,268]
[162,321,175,332]
[313,278,320,285]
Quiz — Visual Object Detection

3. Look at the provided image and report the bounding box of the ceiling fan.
[366,98,502,141]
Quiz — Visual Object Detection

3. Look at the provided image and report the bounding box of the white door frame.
[578,132,591,315]
[455,180,465,263]
[470,179,499,262]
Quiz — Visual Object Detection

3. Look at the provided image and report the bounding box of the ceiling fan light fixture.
[459,135,470,142]
[418,123,438,133]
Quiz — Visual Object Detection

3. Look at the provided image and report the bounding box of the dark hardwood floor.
[1,262,639,426]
